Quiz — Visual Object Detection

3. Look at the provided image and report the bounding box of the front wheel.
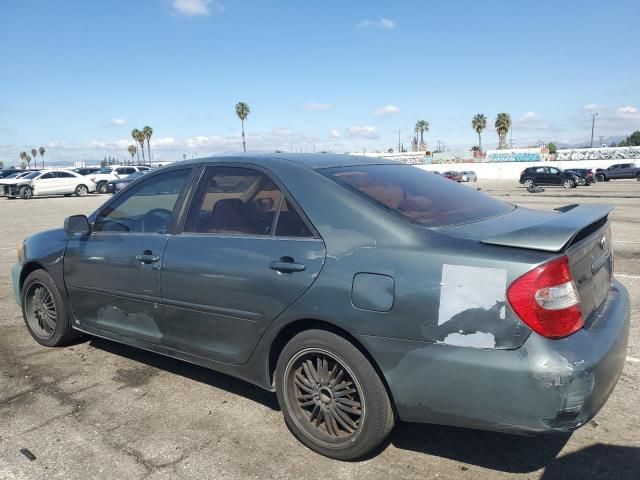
[636,173,640,182]
[563,179,575,189]
[21,270,79,347]
[20,186,33,199]
[275,330,394,460]
[75,184,88,197]
[596,174,605,182]
[96,181,107,194]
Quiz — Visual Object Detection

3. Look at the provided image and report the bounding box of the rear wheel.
[21,270,79,347]
[96,181,107,194]
[577,178,586,186]
[75,184,88,197]
[596,174,605,182]
[275,330,394,460]
[524,178,535,188]
[20,186,33,199]
[636,173,640,182]
[563,179,575,189]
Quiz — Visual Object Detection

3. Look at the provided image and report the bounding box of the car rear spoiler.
[480,204,614,253]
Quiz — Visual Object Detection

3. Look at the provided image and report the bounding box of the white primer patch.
[438,264,508,325]
[441,331,496,348]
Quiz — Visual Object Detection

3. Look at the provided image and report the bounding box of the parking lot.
[0,179,638,479]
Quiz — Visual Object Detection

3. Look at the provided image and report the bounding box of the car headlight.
[16,242,25,263]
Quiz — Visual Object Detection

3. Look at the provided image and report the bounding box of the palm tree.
[38,146,45,168]
[235,102,250,152]
[414,120,429,149]
[127,144,137,165]
[131,128,143,164]
[495,113,511,149]
[142,126,153,163]
[25,154,32,169]
[472,114,487,152]
[19,151,27,168]
[31,149,38,165]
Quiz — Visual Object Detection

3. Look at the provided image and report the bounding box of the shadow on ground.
[87,337,279,411]
[88,337,639,478]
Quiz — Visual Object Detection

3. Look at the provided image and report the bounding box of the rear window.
[322,164,515,227]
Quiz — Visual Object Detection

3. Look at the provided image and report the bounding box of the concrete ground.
[1,179,639,479]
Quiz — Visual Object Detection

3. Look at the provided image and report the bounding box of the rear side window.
[322,164,514,228]
[185,166,314,237]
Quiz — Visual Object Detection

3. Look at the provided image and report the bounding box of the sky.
[1,0,639,165]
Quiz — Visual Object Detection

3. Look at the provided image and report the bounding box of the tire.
[75,184,88,197]
[20,186,33,199]
[596,174,605,182]
[97,181,107,194]
[275,329,394,460]
[563,179,575,189]
[21,270,79,347]
[577,178,586,186]
[523,179,535,188]
[636,173,640,182]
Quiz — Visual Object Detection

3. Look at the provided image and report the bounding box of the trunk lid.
[439,204,614,324]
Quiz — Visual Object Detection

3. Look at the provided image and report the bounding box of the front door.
[160,165,326,364]
[547,167,563,185]
[32,172,57,195]
[64,167,193,343]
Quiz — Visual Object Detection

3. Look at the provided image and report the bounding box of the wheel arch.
[19,261,47,293]
[267,318,398,414]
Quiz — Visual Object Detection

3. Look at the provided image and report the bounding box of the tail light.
[507,256,583,338]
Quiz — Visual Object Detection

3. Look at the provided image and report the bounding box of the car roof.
[174,153,398,170]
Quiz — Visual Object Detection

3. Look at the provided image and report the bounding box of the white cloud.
[348,126,379,139]
[583,103,602,111]
[373,104,399,116]
[304,102,334,111]
[357,18,395,29]
[617,105,639,116]
[514,111,550,131]
[110,118,127,126]
[330,129,341,138]
[172,0,220,16]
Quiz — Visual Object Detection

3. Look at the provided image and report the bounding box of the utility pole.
[599,135,604,147]
[397,130,401,153]
[590,112,598,148]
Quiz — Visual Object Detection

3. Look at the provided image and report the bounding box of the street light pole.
[590,112,598,148]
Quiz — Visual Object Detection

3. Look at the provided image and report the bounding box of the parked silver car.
[461,170,477,182]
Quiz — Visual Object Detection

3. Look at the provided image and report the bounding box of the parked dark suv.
[519,166,578,189]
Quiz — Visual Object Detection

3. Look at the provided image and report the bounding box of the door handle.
[270,257,306,273]
[136,253,160,264]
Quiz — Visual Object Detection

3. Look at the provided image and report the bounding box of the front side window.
[322,164,514,228]
[94,168,191,233]
[185,166,313,237]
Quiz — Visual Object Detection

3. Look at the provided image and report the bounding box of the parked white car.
[88,165,151,193]
[460,171,478,182]
[2,170,96,199]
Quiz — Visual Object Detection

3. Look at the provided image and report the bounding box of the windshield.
[322,164,515,228]
[21,172,40,179]
[96,167,112,174]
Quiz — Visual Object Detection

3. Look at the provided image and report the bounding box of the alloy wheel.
[24,282,57,339]
[285,348,364,445]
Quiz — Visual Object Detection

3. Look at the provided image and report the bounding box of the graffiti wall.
[485,147,546,162]
[555,146,640,161]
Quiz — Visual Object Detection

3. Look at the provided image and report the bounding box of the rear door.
[160,165,326,364]
[55,171,78,193]
[64,167,194,343]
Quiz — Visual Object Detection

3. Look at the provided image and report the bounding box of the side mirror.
[64,215,91,234]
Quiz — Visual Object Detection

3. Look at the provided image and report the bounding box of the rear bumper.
[358,279,630,434]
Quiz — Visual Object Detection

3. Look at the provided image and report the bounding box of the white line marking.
[614,240,640,244]
[616,274,640,279]
[627,357,640,364]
